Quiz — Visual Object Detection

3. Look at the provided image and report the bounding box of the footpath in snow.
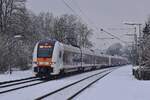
[76,65,150,100]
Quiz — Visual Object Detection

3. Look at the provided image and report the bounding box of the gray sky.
[27,0,150,49]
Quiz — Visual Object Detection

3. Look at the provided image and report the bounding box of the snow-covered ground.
[76,65,150,100]
[0,68,110,100]
[1,65,150,100]
[0,70,33,82]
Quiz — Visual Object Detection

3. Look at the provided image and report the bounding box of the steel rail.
[0,76,37,85]
[0,80,49,95]
[35,68,115,100]
[67,71,112,100]
[0,78,41,88]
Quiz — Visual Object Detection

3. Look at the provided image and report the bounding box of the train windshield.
[37,45,54,58]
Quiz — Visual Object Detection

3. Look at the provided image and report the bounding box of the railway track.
[35,68,115,100]
[0,76,37,85]
[0,77,41,88]
[0,77,49,95]
[0,67,117,99]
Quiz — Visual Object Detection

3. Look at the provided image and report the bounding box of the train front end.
[32,40,56,77]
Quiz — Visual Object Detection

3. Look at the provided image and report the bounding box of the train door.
[51,42,63,75]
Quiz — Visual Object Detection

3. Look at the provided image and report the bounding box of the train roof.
[39,39,57,45]
[38,40,127,60]
[62,42,127,60]
[63,43,81,53]
[81,48,95,55]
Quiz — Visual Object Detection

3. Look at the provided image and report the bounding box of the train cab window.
[37,45,54,58]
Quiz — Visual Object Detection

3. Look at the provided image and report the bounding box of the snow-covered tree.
[106,43,123,56]
[139,22,150,67]
[0,0,26,34]
[0,2,93,72]
[53,14,93,48]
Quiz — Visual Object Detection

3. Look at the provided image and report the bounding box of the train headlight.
[32,62,37,67]
[39,62,49,65]
[44,62,49,65]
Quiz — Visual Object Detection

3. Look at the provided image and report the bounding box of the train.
[32,39,128,77]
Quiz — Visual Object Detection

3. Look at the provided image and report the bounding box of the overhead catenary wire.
[62,0,129,44]
[61,0,88,26]
[71,0,129,44]
[100,29,129,44]
[61,0,77,16]
[70,0,96,26]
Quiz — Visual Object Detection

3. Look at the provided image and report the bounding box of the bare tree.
[76,22,93,48]
[106,43,123,56]
[0,0,26,34]
[0,7,94,72]
[53,14,93,48]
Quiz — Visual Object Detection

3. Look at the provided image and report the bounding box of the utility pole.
[8,35,23,74]
[124,22,142,66]
[134,27,138,65]
[138,24,142,66]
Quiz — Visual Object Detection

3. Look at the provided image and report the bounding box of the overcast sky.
[27,0,150,49]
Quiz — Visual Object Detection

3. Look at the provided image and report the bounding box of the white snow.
[44,70,111,100]
[76,65,150,100]
[0,70,33,82]
[0,68,110,100]
[1,65,150,100]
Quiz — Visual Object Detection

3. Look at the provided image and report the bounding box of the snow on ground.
[0,69,33,82]
[0,68,109,100]
[76,65,150,100]
[1,65,150,100]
